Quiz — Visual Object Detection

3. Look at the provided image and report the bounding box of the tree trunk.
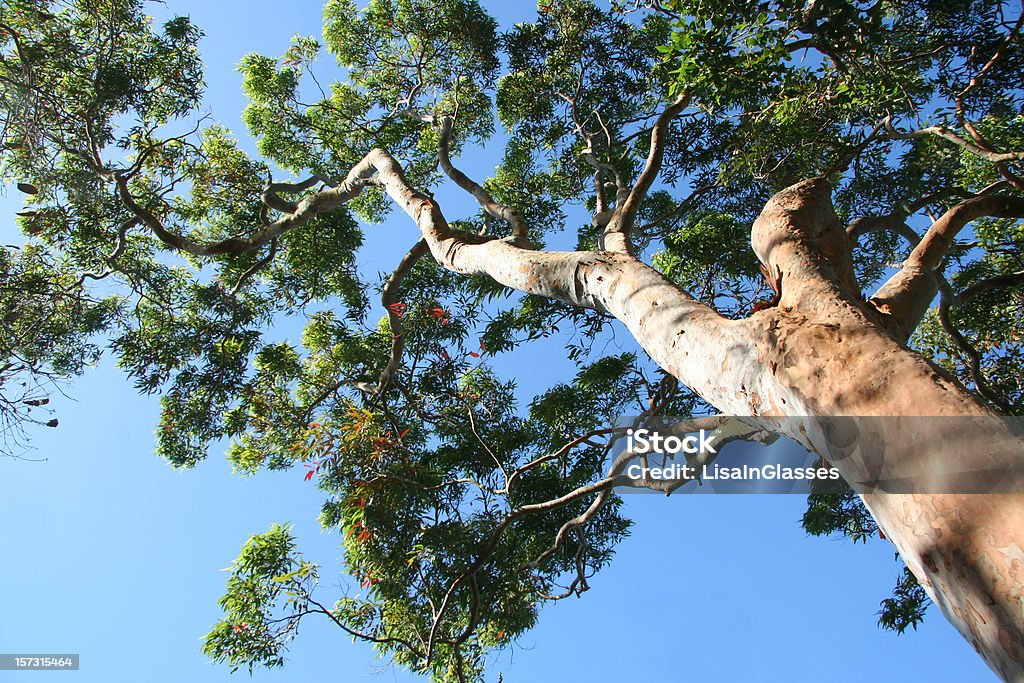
[372,154,1024,680]
[621,179,1024,681]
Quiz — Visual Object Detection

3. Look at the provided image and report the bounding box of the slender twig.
[936,275,1012,413]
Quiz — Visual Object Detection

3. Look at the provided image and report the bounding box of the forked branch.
[437,116,528,244]
[869,194,1024,342]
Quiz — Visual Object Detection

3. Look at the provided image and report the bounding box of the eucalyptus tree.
[2,0,1024,680]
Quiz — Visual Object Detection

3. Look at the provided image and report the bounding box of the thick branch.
[114,145,739,418]
[846,215,921,245]
[260,175,327,213]
[750,177,860,305]
[869,194,1024,342]
[846,184,1008,245]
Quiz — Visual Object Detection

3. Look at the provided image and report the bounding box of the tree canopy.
[1,0,1022,680]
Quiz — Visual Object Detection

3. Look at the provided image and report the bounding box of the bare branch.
[950,270,1024,305]
[466,406,509,488]
[111,157,378,257]
[603,94,690,253]
[437,116,528,244]
[869,194,1024,342]
[260,175,330,214]
[506,427,626,491]
[848,183,1009,244]
[883,119,1024,164]
[936,275,1011,413]
[304,597,425,658]
[423,476,619,665]
[955,11,1024,122]
[846,215,921,245]
[375,239,430,394]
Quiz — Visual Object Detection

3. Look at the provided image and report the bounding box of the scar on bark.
[751,264,784,312]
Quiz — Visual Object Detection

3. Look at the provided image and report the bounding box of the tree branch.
[955,11,1024,123]
[375,239,430,394]
[228,238,278,296]
[883,119,1024,164]
[437,116,528,244]
[936,275,1011,413]
[603,94,690,253]
[112,159,377,257]
[869,194,1024,342]
[950,270,1024,306]
[260,175,330,214]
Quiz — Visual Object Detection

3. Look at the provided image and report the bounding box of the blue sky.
[0,1,997,681]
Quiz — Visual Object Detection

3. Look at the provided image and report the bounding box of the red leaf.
[399,428,410,439]
[468,351,480,358]
[439,350,450,360]
[387,302,407,317]
[304,469,315,481]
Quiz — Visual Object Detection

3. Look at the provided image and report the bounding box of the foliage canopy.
[1,0,1022,680]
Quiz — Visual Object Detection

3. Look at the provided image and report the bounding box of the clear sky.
[0,1,997,681]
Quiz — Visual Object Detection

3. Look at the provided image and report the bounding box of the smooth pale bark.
[363,151,1024,680]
